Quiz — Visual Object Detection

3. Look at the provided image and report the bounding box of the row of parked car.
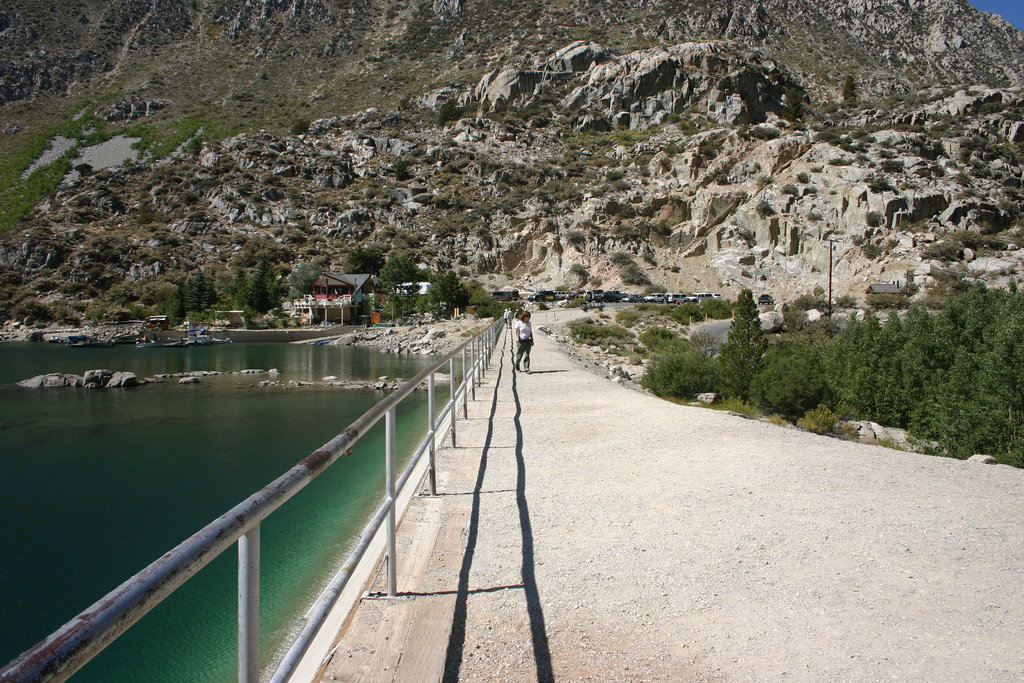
[492,289,733,304]
[641,292,725,304]
[493,288,776,306]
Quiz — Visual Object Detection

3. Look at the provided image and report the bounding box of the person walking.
[513,311,533,373]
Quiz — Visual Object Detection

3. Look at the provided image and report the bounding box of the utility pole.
[827,239,837,317]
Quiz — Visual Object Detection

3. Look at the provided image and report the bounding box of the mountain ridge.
[1,2,1024,326]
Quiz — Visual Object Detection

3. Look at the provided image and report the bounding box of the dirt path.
[322,315,1024,682]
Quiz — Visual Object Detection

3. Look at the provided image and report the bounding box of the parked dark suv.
[758,294,775,305]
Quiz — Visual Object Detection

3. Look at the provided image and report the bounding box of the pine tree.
[719,289,768,400]
[231,268,251,309]
[781,86,806,121]
[185,270,210,313]
[842,75,858,104]
[246,259,276,313]
[168,279,186,321]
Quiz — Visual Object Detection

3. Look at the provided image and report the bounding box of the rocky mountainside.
[2,0,1023,111]
[1,1,1024,325]
[2,34,1024,324]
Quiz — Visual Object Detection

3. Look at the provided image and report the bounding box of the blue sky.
[969,1,1023,30]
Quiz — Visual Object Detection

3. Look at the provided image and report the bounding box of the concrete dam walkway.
[318,314,1024,682]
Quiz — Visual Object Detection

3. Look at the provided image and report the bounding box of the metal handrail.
[0,317,506,683]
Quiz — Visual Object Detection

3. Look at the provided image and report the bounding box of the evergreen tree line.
[642,286,1024,467]
[166,258,281,319]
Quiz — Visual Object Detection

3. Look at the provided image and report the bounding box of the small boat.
[68,336,115,348]
[183,329,213,347]
[308,340,331,346]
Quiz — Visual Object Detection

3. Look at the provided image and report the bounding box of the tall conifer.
[719,289,768,400]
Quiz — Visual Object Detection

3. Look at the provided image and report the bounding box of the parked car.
[528,290,557,302]
[644,293,668,303]
[758,294,775,305]
[491,289,520,301]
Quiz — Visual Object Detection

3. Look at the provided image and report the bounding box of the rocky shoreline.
[332,317,490,356]
[16,367,423,392]
[14,316,492,391]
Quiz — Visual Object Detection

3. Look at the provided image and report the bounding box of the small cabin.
[145,315,169,330]
[866,283,901,295]
[215,310,246,327]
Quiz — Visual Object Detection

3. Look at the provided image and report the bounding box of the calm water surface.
[0,342,447,681]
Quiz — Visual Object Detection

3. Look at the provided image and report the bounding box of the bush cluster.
[639,285,1024,466]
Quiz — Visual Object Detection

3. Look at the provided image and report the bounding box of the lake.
[0,341,446,681]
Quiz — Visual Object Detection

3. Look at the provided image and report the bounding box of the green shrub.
[866,292,909,310]
[620,262,651,285]
[867,176,893,193]
[667,302,703,324]
[921,240,960,261]
[781,87,806,121]
[750,343,832,420]
[568,320,634,346]
[702,298,733,319]
[640,327,689,354]
[711,396,760,417]
[816,129,841,144]
[615,309,640,327]
[641,349,719,398]
[393,157,410,180]
[791,294,825,311]
[438,100,465,126]
[688,330,721,358]
[866,211,884,227]
[798,404,842,434]
[565,230,586,248]
[566,296,586,308]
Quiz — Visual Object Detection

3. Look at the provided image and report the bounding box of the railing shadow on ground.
[512,356,554,682]
[442,335,554,682]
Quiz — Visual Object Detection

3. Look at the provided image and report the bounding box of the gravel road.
[328,310,1024,682]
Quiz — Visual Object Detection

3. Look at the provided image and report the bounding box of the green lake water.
[0,342,448,681]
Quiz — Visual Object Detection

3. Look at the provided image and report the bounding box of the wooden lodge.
[291,273,375,325]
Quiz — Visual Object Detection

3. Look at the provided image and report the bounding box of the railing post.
[238,526,260,683]
[427,373,437,495]
[470,337,477,401]
[449,356,456,447]
[462,347,468,417]
[385,407,397,596]
[480,331,487,378]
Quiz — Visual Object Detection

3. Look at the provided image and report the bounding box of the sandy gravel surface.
[326,310,1024,682]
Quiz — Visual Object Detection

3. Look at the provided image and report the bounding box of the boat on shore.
[68,335,115,348]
